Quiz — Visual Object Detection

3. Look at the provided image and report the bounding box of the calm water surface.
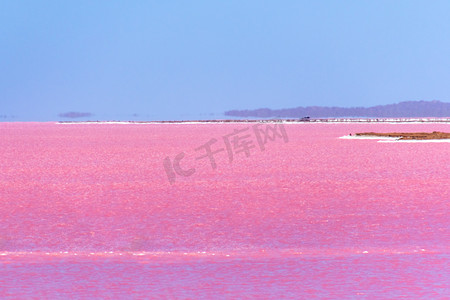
[0,122,449,298]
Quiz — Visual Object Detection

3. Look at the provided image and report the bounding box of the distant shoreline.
[355,131,450,140]
[57,117,450,124]
[224,100,450,118]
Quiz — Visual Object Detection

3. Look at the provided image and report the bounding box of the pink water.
[0,122,449,298]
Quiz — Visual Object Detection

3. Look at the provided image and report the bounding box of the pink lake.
[0,122,449,298]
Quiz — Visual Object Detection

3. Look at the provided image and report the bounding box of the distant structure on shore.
[225,100,450,118]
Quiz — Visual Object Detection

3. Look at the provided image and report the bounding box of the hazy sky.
[1,1,450,120]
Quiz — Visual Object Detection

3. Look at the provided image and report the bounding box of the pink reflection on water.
[0,122,449,298]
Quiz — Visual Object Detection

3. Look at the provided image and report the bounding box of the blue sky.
[1,1,450,121]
